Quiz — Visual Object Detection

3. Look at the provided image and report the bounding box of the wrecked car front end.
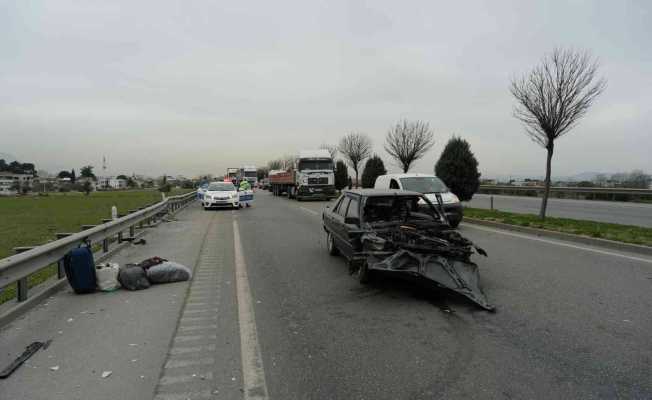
[347,191,493,310]
[360,221,493,310]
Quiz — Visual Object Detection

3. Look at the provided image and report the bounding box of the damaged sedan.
[323,189,493,311]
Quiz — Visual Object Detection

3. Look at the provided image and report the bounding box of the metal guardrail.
[478,185,652,200]
[0,190,197,303]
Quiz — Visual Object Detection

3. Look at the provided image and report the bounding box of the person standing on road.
[239,179,253,207]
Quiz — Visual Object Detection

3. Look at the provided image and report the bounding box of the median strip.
[463,207,652,256]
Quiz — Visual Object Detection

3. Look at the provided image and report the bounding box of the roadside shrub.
[435,136,481,201]
[361,155,387,188]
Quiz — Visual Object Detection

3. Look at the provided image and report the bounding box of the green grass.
[464,207,652,247]
[0,189,193,303]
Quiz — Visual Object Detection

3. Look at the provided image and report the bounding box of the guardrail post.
[490,195,494,211]
[129,225,135,238]
[14,247,34,302]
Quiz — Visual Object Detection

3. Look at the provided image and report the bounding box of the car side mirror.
[344,217,360,226]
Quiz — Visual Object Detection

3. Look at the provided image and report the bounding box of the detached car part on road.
[323,189,493,311]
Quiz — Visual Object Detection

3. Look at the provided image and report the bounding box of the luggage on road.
[64,246,97,294]
[147,261,191,284]
[96,263,121,292]
[118,266,151,291]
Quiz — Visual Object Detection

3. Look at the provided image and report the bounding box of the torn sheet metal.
[361,223,494,311]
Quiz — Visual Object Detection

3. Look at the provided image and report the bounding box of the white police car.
[202,181,239,209]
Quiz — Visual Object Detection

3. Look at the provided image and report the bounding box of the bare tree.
[338,133,372,188]
[319,143,338,160]
[267,159,283,170]
[384,120,434,173]
[510,48,606,218]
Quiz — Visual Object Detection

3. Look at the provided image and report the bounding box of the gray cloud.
[1,0,650,178]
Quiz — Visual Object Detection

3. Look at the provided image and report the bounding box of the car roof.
[377,173,438,179]
[342,188,423,197]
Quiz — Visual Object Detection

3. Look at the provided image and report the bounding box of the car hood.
[205,190,237,197]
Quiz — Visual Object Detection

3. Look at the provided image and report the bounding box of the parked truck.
[270,150,336,200]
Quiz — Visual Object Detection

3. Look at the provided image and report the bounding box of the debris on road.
[96,262,121,292]
[101,371,112,378]
[132,238,147,245]
[147,261,191,283]
[50,365,59,372]
[0,341,48,379]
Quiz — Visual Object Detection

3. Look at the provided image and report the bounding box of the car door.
[330,196,351,254]
[342,196,362,255]
[323,195,343,233]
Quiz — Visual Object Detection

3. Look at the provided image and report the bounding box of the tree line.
[263,47,617,219]
[264,121,482,202]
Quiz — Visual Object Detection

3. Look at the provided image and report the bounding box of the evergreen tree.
[361,155,387,188]
[434,136,481,201]
[71,169,76,183]
[334,160,349,191]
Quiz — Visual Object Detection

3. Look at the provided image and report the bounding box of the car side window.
[389,179,400,189]
[346,198,359,219]
[337,197,351,217]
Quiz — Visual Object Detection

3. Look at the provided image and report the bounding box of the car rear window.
[399,177,447,193]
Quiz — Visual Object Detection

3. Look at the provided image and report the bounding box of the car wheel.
[357,261,372,284]
[327,232,339,256]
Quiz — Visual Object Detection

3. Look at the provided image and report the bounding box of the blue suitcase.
[64,246,97,294]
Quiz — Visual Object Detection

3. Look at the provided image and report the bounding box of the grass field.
[464,207,652,247]
[0,189,192,303]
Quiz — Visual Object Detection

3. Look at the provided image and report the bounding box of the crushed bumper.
[360,224,493,311]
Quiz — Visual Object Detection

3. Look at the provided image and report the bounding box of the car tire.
[327,232,339,256]
[357,261,372,284]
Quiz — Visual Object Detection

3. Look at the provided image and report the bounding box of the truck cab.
[239,166,258,187]
[293,150,336,200]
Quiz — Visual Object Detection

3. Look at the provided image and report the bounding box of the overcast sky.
[1,0,650,178]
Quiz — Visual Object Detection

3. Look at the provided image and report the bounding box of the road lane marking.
[233,219,270,400]
[164,357,215,369]
[463,223,652,264]
[159,372,214,385]
[170,344,216,355]
[173,334,217,343]
[178,324,218,331]
[154,390,213,400]
[299,206,319,216]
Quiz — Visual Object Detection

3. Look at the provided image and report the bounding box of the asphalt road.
[466,193,652,227]
[2,192,651,399]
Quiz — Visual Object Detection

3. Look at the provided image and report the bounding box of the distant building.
[0,172,34,195]
[97,176,127,190]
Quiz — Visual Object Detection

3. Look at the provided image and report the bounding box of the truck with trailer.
[269,150,336,200]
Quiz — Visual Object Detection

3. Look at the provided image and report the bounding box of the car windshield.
[207,183,235,191]
[399,177,447,193]
[298,159,333,170]
[362,196,439,223]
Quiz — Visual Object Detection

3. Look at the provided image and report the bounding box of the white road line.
[299,206,319,216]
[178,324,218,332]
[154,390,213,400]
[463,223,652,264]
[159,372,214,385]
[169,344,216,355]
[233,219,270,400]
[165,357,215,369]
[173,334,217,343]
